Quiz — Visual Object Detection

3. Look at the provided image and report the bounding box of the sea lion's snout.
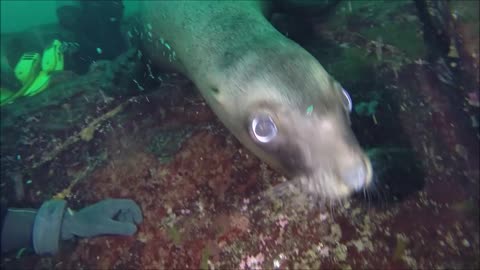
[340,154,371,191]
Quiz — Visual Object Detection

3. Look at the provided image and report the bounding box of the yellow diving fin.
[23,39,64,97]
[0,52,42,105]
[0,39,64,106]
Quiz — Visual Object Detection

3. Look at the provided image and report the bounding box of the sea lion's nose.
[341,159,369,191]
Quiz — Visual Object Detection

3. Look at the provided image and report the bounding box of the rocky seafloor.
[1,1,478,269]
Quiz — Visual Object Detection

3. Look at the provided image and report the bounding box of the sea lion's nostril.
[342,162,366,191]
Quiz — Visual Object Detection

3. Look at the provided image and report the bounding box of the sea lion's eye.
[341,87,353,113]
[251,114,278,143]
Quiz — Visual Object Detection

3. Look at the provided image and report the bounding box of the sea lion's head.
[207,43,373,201]
[245,93,373,201]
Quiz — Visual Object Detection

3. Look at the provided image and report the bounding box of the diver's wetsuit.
[57,0,127,74]
[0,203,36,254]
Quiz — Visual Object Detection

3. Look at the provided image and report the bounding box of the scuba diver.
[56,0,127,74]
[1,198,143,255]
[1,1,142,256]
[0,0,127,105]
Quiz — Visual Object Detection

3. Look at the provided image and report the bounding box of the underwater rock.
[148,127,193,164]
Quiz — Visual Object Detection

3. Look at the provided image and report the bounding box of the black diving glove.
[32,198,142,255]
[61,198,143,240]
[1,199,142,255]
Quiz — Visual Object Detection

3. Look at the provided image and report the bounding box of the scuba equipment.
[1,39,64,106]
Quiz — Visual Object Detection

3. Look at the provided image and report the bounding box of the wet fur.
[141,1,372,201]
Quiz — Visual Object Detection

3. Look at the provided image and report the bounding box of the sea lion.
[140,1,372,201]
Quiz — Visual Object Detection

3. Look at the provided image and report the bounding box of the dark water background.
[1,0,478,269]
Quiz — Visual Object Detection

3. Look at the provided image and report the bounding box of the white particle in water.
[273,259,280,268]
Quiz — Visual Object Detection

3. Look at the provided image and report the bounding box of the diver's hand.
[61,199,143,240]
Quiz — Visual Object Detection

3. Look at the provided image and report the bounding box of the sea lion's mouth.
[297,149,373,200]
[267,154,373,205]
[292,154,373,201]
